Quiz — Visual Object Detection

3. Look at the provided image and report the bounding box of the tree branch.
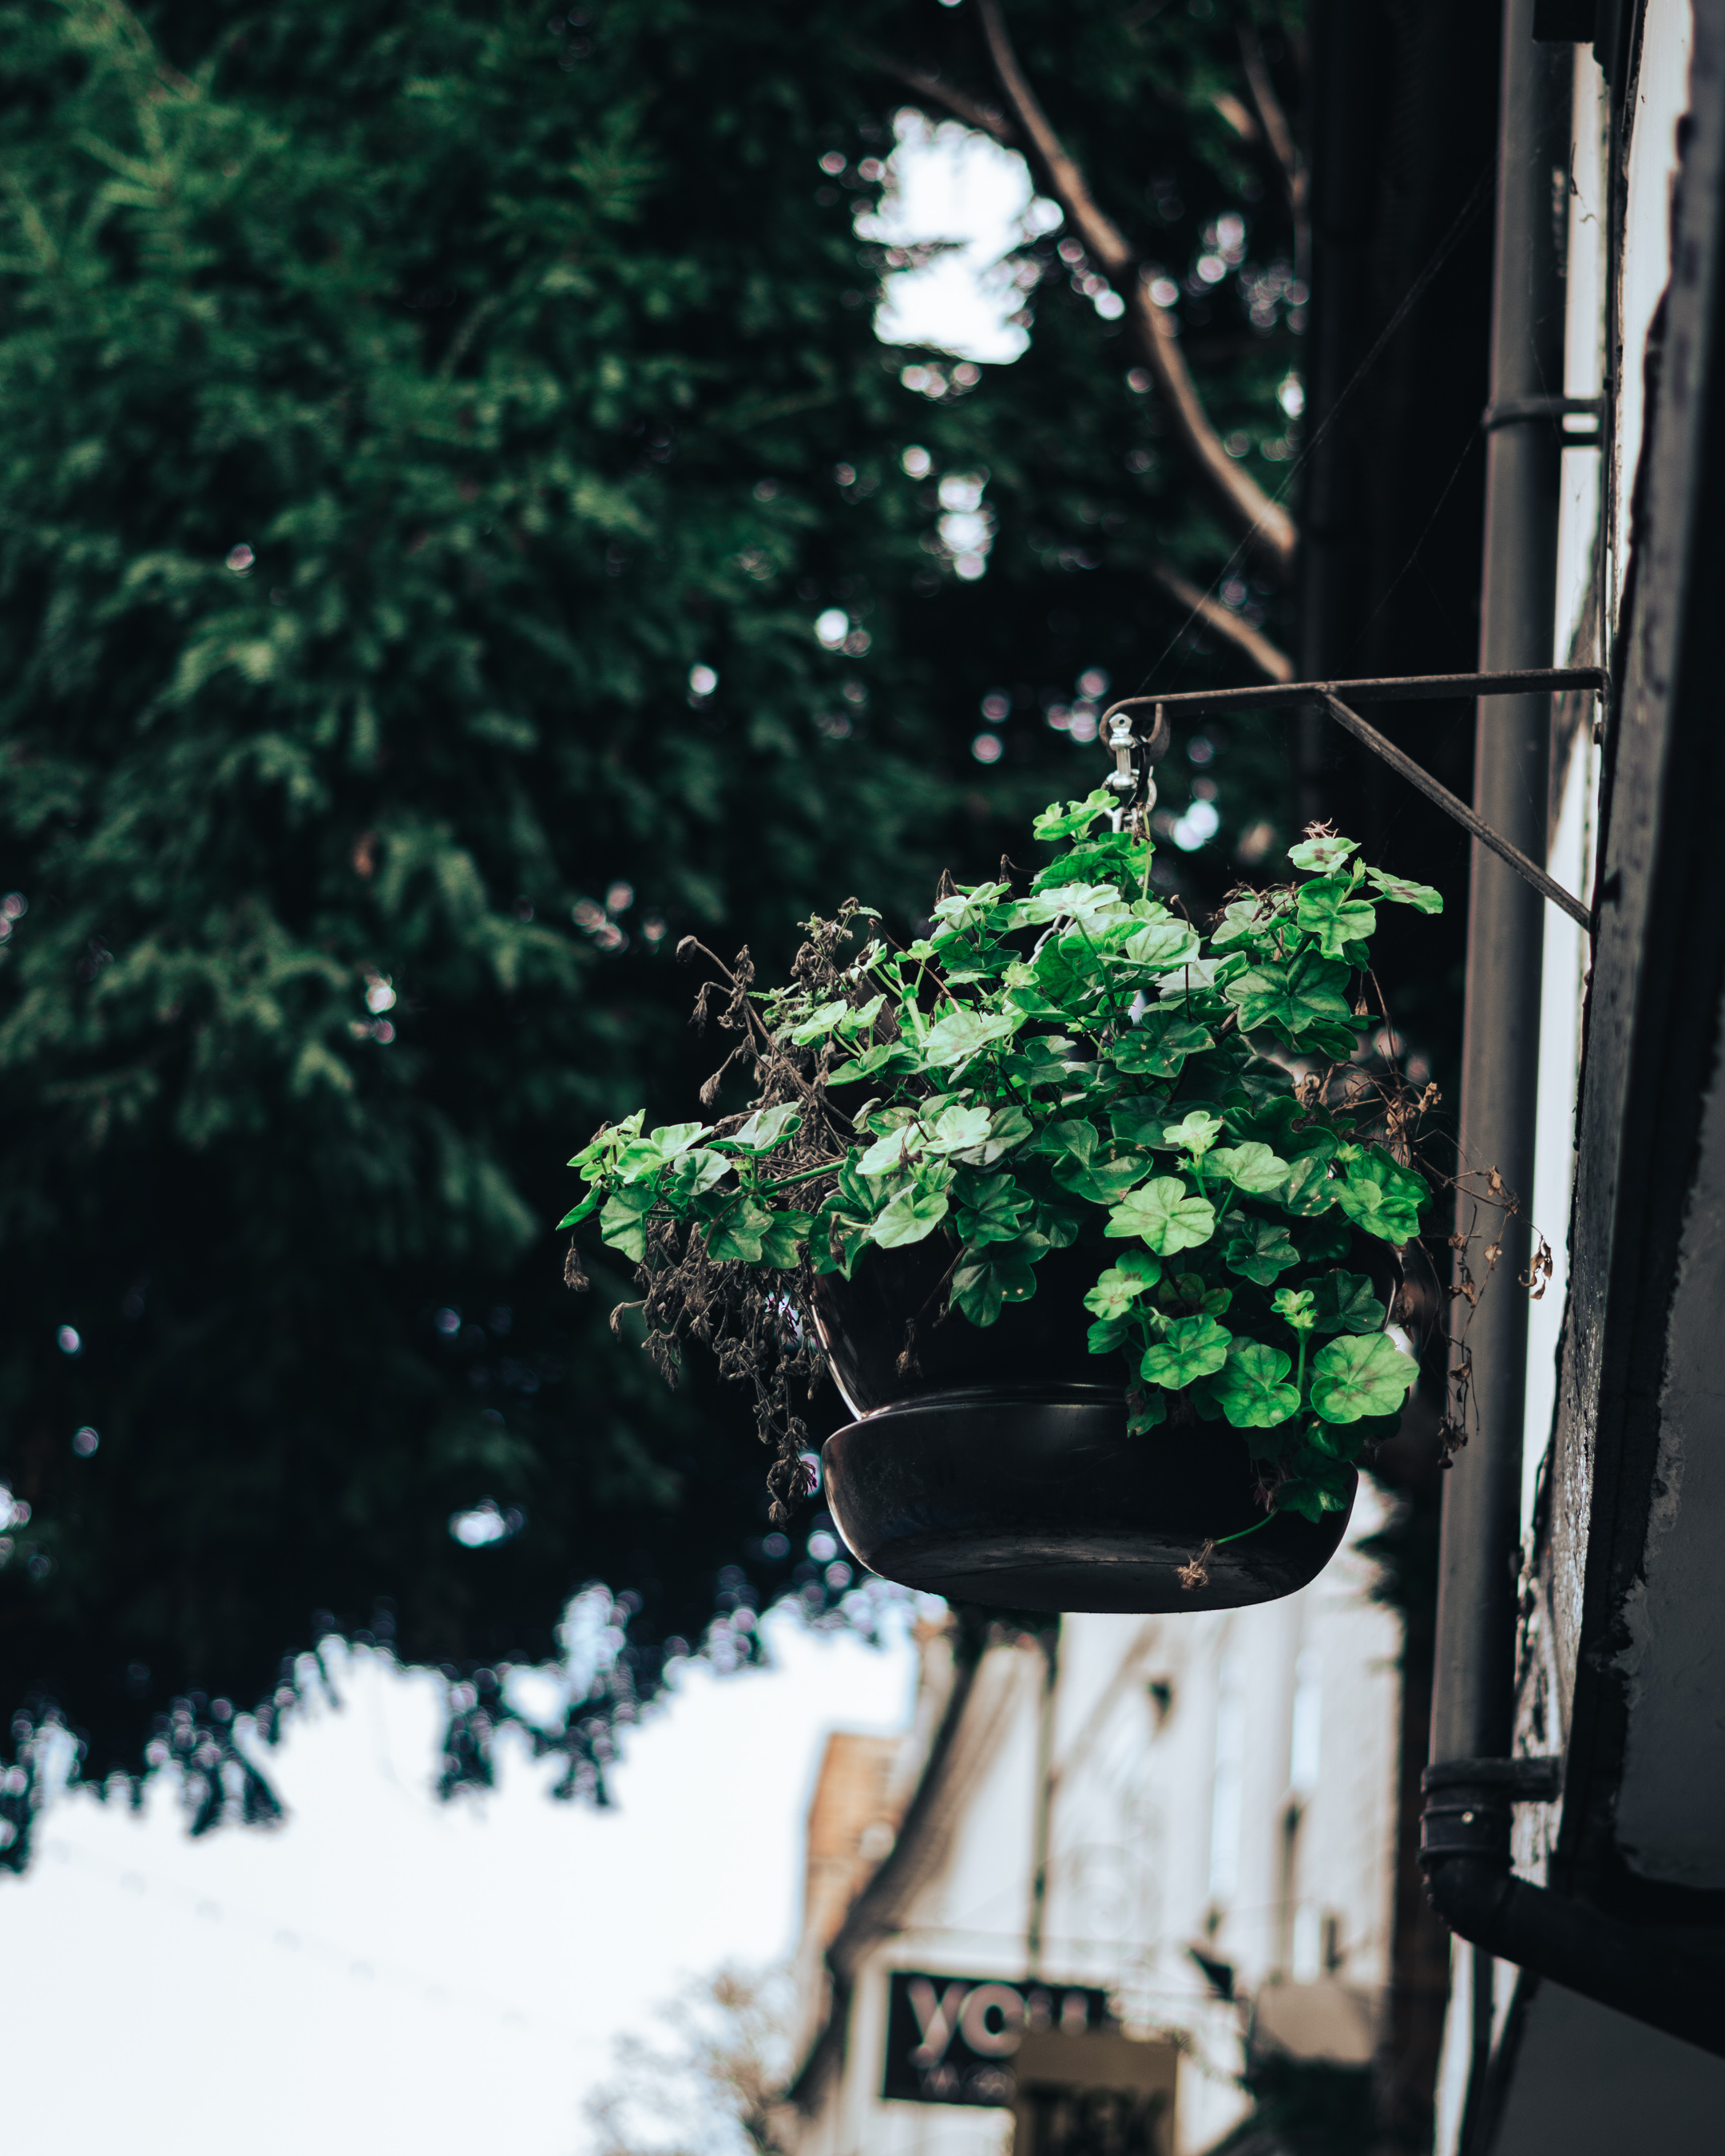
[972,0,1297,573]
[1146,557,1295,683]
[859,51,1016,145]
[1239,23,1309,284]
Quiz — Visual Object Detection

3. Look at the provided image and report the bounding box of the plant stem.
[1211,1508,1278,1550]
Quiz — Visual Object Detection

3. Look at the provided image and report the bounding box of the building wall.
[1434,11,1701,2153]
[787,1489,1403,2156]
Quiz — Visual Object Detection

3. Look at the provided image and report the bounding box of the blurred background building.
[782,1496,1402,2155]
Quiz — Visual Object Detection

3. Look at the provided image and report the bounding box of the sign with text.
[881,1970,1113,2107]
[1011,2030,1180,2156]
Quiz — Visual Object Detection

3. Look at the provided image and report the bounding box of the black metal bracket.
[1100,668,1608,932]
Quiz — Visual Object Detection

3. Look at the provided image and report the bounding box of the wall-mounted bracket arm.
[1099,668,1606,932]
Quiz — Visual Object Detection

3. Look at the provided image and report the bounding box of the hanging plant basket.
[561,770,1443,1619]
[812,1238,1402,1611]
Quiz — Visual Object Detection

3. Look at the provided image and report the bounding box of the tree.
[0,0,1303,1854]
[586,1963,792,2156]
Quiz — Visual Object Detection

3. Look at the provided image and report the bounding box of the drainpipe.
[1418,2,1725,2087]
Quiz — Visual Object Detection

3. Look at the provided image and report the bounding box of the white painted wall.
[794,1488,1402,2156]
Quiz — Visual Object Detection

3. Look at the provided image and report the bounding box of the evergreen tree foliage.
[0,0,1301,1845]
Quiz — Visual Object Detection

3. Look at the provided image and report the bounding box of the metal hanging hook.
[1100,700,1171,832]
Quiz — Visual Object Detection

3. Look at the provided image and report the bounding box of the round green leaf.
[1212,1342,1302,1428]
[1140,1314,1232,1389]
[1295,876,1378,958]
[1083,1254,1163,1320]
[868,1182,951,1249]
[1309,1334,1418,1423]
[1161,1111,1223,1157]
[1209,1141,1290,1196]
[1105,1176,1217,1254]
[919,1008,1020,1067]
[1223,1217,1301,1284]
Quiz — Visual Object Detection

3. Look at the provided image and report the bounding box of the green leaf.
[1223,1217,1301,1284]
[1126,1389,1168,1433]
[1108,1013,1215,1079]
[1208,1140,1288,1195]
[1295,876,1378,959]
[954,1171,1034,1247]
[663,1147,730,1203]
[856,1124,922,1175]
[1087,1315,1130,1353]
[1161,1110,1223,1157]
[1225,950,1353,1041]
[1106,1176,1217,1254]
[919,1008,1020,1067]
[787,998,849,1045]
[1120,919,1200,971]
[1013,881,1135,934]
[835,994,886,1040]
[650,1121,712,1162]
[1287,832,1359,874]
[1033,1199,1084,1248]
[827,1040,922,1086]
[704,1194,777,1263]
[1280,1151,1340,1215]
[1028,933,1106,1013]
[1054,1151,1150,1205]
[1309,1270,1386,1334]
[1108,1093,1174,1145]
[568,1110,644,1174]
[869,1181,952,1248]
[970,1104,1033,1163]
[1032,788,1115,842]
[1366,866,1444,914]
[1310,1334,1419,1422]
[1333,1147,1430,1245]
[1083,1250,1164,1320]
[1212,1342,1302,1428]
[922,1104,993,1155]
[930,881,1009,932]
[1211,896,1279,949]
[556,1187,605,1231]
[724,1104,803,1152]
[1140,1314,1232,1389]
[600,1188,656,1262]
[1274,1474,1352,1521]
[1031,1118,1099,1167]
[611,1138,669,1185]
[1272,1286,1318,1332]
[756,1210,813,1267]
[950,1235,1046,1326]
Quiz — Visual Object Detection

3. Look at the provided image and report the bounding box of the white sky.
[0,123,1014,2156]
[2,1615,916,2154]
[863,110,1051,363]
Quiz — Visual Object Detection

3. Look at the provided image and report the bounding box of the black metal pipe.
[1420,1762,1725,2059]
[1424,0,1568,2130]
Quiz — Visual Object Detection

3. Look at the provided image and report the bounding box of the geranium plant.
[562,791,1441,1548]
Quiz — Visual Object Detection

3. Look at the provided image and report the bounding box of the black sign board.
[881,1969,1114,2106]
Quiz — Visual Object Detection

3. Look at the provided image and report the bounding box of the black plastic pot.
[811,1239,1362,1615]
